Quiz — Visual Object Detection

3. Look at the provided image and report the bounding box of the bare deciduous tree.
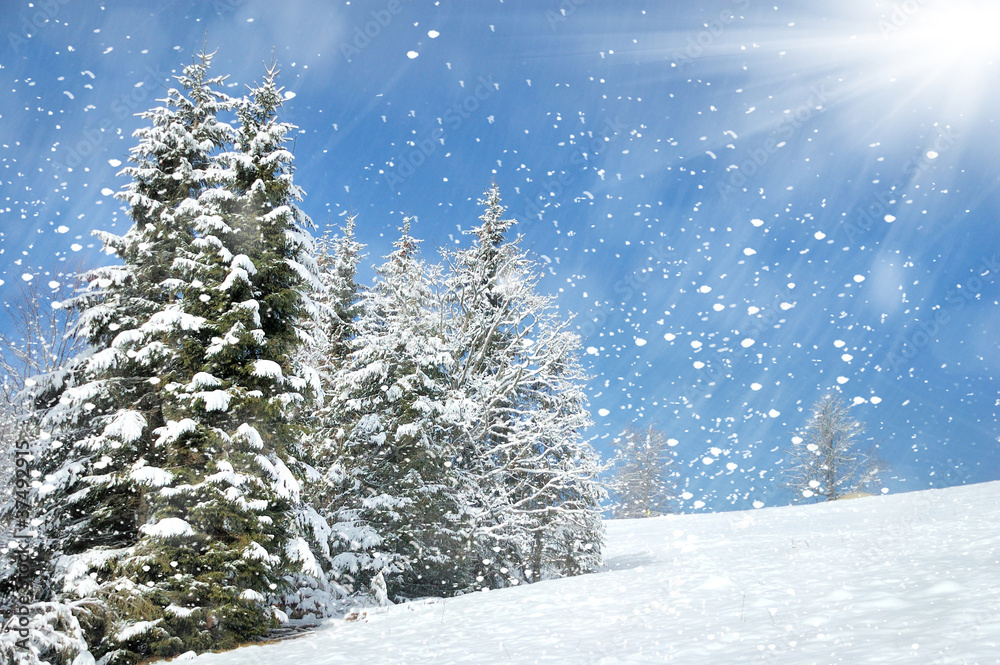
[0,271,84,510]
[0,272,84,404]
[608,423,679,518]
[782,394,886,502]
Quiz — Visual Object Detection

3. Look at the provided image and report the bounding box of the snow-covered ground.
[171,482,1000,664]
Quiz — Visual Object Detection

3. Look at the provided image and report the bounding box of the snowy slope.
[170,482,1000,664]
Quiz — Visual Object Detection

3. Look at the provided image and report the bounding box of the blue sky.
[2,0,998,511]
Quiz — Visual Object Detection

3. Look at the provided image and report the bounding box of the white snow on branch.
[102,410,146,443]
[219,254,257,291]
[287,537,323,578]
[140,517,194,538]
[255,454,301,501]
[242,541,278,564]
[142,308,205,333]
[189,372,223,390]
[111,328,144,348]
[231,253,258,275]
[165,604,197,618]
[154,418,197,446]
[261,205,292,223]
[195,390,231,412]
[235,423,265,450]
[130,463,174,487]
[238,299,262,326]
[115,620,161,642]
[86,347,124,373]
[252,359,284,380]
[206,460,243,487]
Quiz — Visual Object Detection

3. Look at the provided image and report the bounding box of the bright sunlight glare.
[880,0,1000,66]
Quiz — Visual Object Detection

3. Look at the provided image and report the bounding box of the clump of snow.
[190,372,222,389]
[102,410,146,443]
[140,518,194,538]
[116,620,160,642]
[235,423,265,450]
[195,390,231,412]
[131,463,174,487]
[252,359,284,379]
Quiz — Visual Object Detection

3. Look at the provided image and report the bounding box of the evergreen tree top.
[469,181,517,254]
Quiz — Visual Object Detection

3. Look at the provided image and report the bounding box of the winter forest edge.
[0,49,607,664]
[0,50,890,664]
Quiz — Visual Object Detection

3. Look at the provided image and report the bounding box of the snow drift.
[166,481,1000,664]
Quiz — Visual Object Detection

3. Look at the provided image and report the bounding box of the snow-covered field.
[172,482,1000,664]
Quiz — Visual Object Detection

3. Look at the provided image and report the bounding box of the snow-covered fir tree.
[9,50,239,664]
[0,275,83,615]
[327,218,471,600]
[297,217,363,463]
[6,54,330,664]
[290,216,384,610]
[121,59,326,656]
[608,423,679,518]
[444,183,604,588]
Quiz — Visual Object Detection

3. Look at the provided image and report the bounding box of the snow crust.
[168,481,1000,665]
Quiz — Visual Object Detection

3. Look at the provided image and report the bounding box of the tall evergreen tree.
[329,218,471,600]
[445,183,604,588]
[14,50,238,663]
[299,217,363,460]
[122,59,324,656]
[11,54,328,663]
[290,216,379,610]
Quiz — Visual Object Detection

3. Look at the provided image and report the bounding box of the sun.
[879,1,1000,67]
